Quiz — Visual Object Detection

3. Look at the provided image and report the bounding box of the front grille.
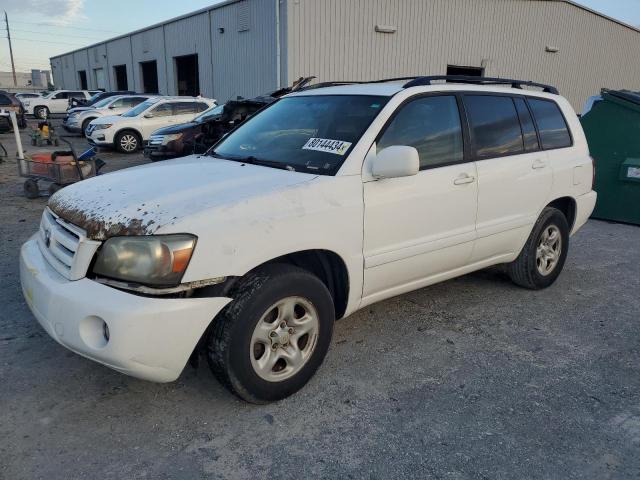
[148,135,164,146]
[38,208,101,280]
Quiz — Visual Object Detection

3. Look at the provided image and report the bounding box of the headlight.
[162,133,183,145]
[93,234,197,287]
[94,123,113,130]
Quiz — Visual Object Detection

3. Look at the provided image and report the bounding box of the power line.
[7,36,88,46]
[7,28,111,40]
[8,19,123,34]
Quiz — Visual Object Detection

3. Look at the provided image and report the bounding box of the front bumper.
[143,143,180,158]
[20,236,231,382]
[63,119,82,133]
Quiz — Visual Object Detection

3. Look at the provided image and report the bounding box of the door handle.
[532,159,547,169]
[453,173,475,185]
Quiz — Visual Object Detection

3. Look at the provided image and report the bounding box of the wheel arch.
[249,249,350,320]
[545,196,577,232]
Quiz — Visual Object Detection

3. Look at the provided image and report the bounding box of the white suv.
[85,96,216,153]
[22,90,94,118]
[19,77,597,403]
[62,95,151,135]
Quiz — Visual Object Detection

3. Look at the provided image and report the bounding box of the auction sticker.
[302,138,352,156]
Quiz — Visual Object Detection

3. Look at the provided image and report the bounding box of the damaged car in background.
[143,77,316,160]
[19,76,596,404]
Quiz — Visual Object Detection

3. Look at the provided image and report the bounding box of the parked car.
[85,96,216,153]
[22,90,95,118]
[145,77,316,160]
[63,94,152,135]
[68,90,133,109]
[0,90,27,131]
[19,76,597,403]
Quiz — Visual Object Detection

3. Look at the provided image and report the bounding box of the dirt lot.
[1,118,639,480]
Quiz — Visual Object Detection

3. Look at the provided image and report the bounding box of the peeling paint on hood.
[48,155,317,240]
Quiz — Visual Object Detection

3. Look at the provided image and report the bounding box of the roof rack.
[403,76,559,94]
[298,77,423,91]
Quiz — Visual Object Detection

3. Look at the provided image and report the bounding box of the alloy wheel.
[536,224,562,276]
[250,296,319,382]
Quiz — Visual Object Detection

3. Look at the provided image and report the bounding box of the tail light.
[590,155,596,190]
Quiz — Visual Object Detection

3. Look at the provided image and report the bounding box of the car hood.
[48,155,317,240]
[151,121,201,136]
[91,115,124,125]
[67,107,95,114]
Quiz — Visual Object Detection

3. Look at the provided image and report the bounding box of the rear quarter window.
[528,99,572,149]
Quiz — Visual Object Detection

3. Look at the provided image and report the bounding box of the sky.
[1,0,640,73]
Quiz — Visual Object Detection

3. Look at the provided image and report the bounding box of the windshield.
[212,95,387,175]
[43,92,55,99]
[122,99,157,117]
[93,97,114,108]
[195,104,225,123]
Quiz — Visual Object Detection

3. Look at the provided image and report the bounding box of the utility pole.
[4,11,17,87]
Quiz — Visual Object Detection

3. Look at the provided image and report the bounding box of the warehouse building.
[50,0,640,109]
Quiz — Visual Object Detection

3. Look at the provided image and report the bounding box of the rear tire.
[115,131,140,154]
[207,264,335,404]
[507,207,569,290]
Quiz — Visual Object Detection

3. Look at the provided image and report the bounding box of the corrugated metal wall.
[105,37,135,91]
[210,0,279,102]
[131,27,168,94]
[87,43,110,90]
[50,0,278,101]
[285,0,640,109]
[163,12,214,97]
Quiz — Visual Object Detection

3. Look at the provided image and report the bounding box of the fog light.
[103,322,110,342]
[79,316,109,349]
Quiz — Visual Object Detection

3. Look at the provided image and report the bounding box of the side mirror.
[143,113,153,119]
[371,146,420,179]
[108,105,116,109]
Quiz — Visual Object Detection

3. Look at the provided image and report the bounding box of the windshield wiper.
[210,153,297,172]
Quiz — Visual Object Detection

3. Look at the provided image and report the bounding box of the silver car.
[63,95,151,135]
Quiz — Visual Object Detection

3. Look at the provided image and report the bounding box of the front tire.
[207,264,335,403]
[507,207,569,290]
[115,131,140,154]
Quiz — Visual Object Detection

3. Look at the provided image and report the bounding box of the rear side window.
[465,95,523,158]
[194,102,209,112]
[173,102,198,115]
[513,98,539,152]
[377,95,464,169]
[149,103,173,117]
[528,99,572,149]
[0,94,11,106]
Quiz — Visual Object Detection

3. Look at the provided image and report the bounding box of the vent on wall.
[237,1,250,32]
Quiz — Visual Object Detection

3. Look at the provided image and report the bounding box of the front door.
[140,102,174,139]
[362,95,478,302]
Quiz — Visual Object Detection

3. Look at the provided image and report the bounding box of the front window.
[93,97,115,108]
[195,104,225,123]
[122,99,159,117]
[212,95,387,175]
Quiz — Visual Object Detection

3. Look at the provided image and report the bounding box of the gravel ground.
[1,119,639,480]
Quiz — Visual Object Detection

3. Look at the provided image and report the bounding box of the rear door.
[466,94,552,262]
[50,92,70,113]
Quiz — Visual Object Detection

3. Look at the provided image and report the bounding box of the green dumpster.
[581,89,640,225]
